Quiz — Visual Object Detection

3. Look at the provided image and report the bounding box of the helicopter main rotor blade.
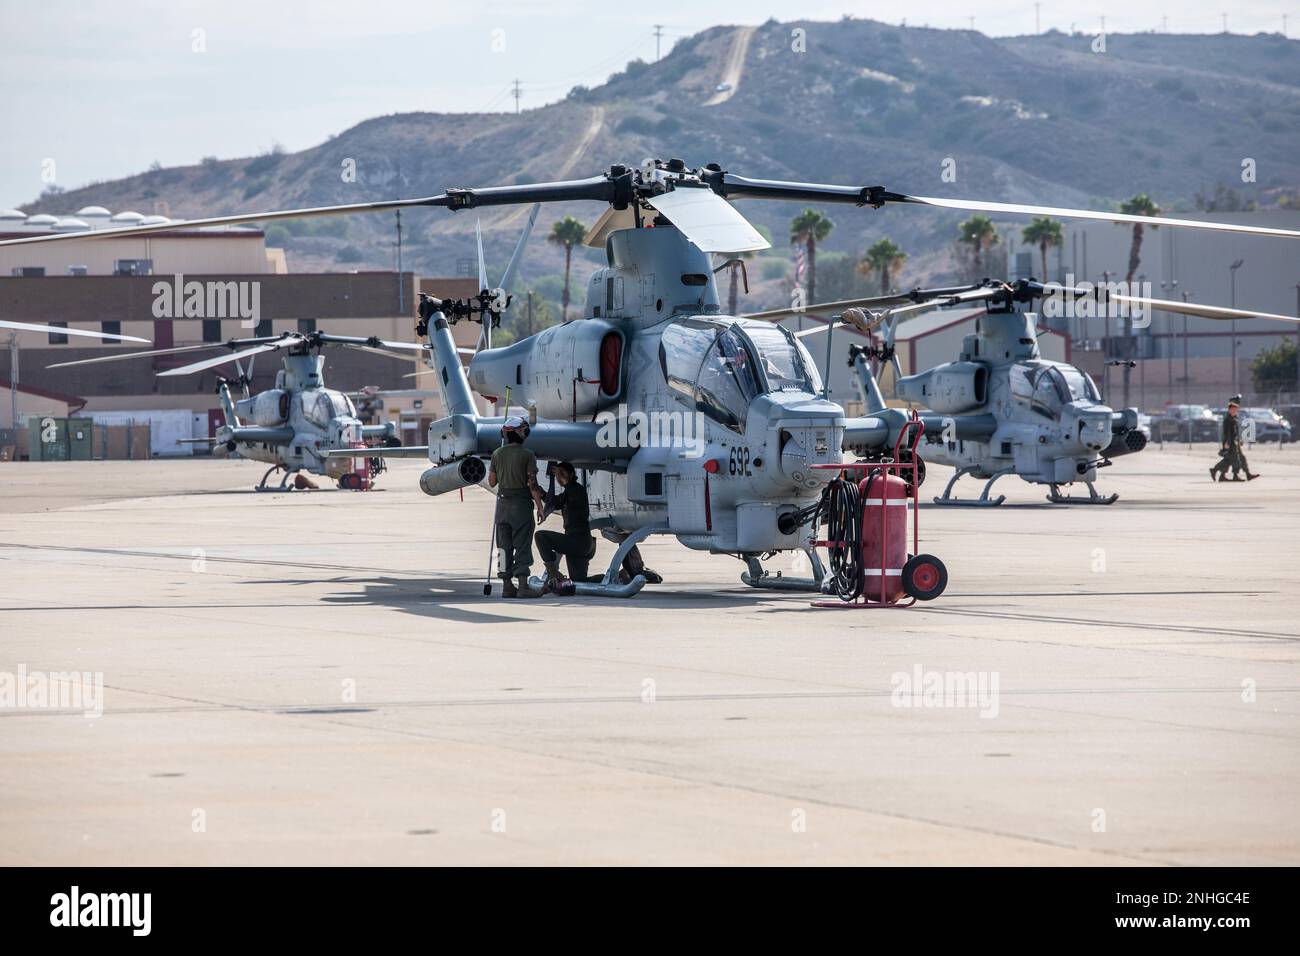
[0,175,623,249]
[44,336,287,370]
[0,318,150,343]
[710,171,1300,239]
[901,196,1300,240]
[646,188,769,253]
[1107,294,1300,324]
[498,203,541,296]
[791,287,1000,339]
[157,342,285,377]
[312,333,429,352]
[475,219,489,292]
[745,284,986,323]
[0,198,441,248]
[349,344,433,362]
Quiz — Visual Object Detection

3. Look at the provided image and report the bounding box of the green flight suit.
[536,480,596,581]
[1212,413,1245,479]
[492,443,538,578]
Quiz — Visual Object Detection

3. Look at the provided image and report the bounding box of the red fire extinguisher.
[860,470,910,604]
[812,412,948,609]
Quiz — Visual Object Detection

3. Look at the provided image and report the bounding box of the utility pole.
[1230,259,1244,396]
[653,24,664,61]
[1161,279,1177,399]
[1182,291,1191,405]
[1161,15,1168,33]
[511,79,522,114]
[395,160,404,314]
[6,332,17,431]
[1138,272,1147,411]
[1101,270,1113,400]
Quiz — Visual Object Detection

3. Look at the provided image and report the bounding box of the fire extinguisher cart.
[810,414,948,609]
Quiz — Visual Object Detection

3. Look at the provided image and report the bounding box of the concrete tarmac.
[1,446,1297,865]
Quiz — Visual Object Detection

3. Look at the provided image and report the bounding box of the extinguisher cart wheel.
[902,554,947,601]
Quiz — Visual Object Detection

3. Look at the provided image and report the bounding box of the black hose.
[823,476,863,601]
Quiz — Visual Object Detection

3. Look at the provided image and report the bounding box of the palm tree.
[547,216,587,321]
[1115,195,1161,406]
[957,214,1000,275]
[789,208,834,303]
[1020,217,1063,281]
[1118,194,1160,283]
[858,238,907,294]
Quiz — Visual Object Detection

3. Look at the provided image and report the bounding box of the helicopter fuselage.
[453,224,845,554]
[889,311,1144,486]
[220,353,390,479]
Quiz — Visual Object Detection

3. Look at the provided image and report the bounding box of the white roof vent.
[25,213,58,225]
[53,217,91,231]
[138,215,172,225]
[110,210,146,223]
[76,205,112,218]
[0,208,27,221]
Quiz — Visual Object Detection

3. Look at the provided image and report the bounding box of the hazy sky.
[1,0,1294,208]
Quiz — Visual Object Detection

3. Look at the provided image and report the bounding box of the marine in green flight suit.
[489,417,545,598]
[1210,400,1257,482]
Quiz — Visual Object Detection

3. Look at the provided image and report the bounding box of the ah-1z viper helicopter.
[6,158,1297,593]
[754,277,1300,505]
[45,331,421,490]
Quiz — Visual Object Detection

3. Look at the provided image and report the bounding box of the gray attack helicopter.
[754,278,1300,505]
[45,331,423,490]
[6,158,1298,594]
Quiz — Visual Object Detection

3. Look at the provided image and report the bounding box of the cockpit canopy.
[659,318,823,432]
[301,389,357,429]
[1009,361,1101,419]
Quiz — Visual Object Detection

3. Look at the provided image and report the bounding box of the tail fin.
[417,299,478,418]
[216,380,240,427]
[849,344,887,414]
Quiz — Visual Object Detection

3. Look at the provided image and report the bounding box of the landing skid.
[932,465,1013,507]
[741,549,827,592]
[528,525,660,598]
[1047,481,1118,505]
[255,465,294,492]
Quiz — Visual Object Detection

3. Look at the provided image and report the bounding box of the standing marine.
[489,417,546,598]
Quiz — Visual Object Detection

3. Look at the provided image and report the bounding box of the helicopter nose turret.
[330,417,362,449]
[749,393,844,491]
[1065,404,1113,453]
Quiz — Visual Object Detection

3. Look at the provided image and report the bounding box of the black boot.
[514,575,545,599]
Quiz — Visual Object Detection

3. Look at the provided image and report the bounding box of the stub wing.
[324,445,430,459]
